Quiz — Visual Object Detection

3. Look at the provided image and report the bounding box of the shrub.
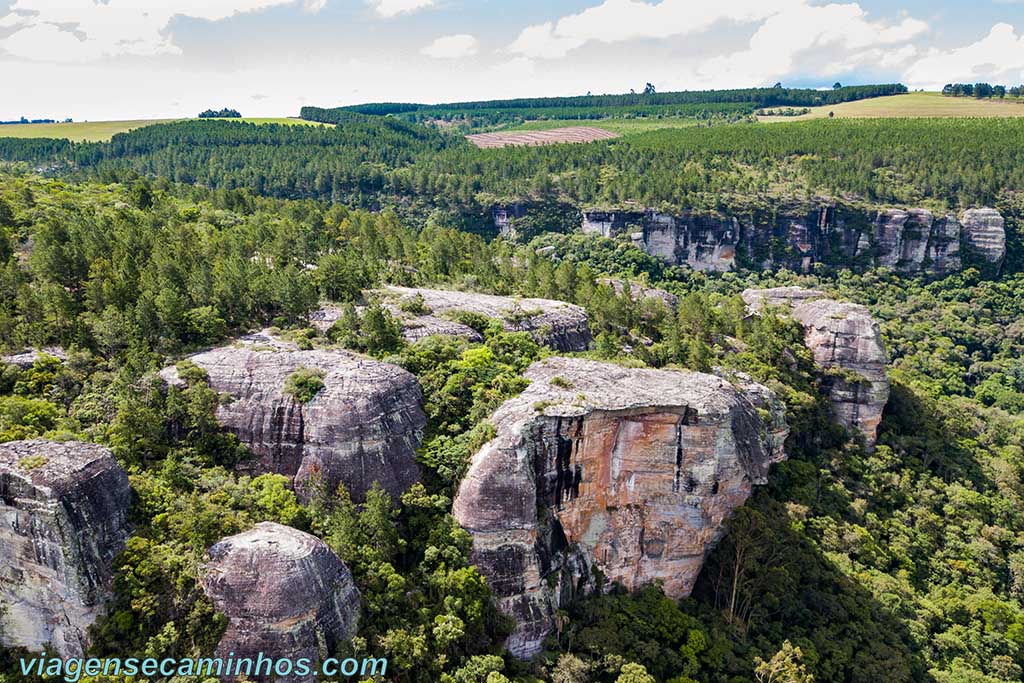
[284,367,326,403]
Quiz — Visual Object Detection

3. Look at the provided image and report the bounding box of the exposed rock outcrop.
[0,440,132,657]
[743,287,890,448]
[497,203,1006,277]
[377,286,592,351]
[1,347,67,369]
[160,339,424,502]
[961,208,1006,271]
[201,522,360,683]
[452,358,787,657]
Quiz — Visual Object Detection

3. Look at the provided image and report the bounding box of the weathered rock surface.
[160,339,424,502]
[1,347,67,369]
[497,203,1005,277]
[452,358,787,657]
[961,208,1006,270]
[743,287,890,448]
[201,522,360,683]
[0,440,132,657]
[378,286,592,351]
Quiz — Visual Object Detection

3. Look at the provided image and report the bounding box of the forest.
[0,148,1023,682]
[308,84,909,127]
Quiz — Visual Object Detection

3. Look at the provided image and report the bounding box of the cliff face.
[496,204,1006,277]
[743,287,890,449]
[378,286,593,352]
[160,337,424,502]
[0,440,132,657]
[201,522,360,683]
[452,358,787,658]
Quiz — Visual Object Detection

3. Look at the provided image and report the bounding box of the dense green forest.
[305,84,908,127]
[1,162,1023,683]
[2,114,1022,222]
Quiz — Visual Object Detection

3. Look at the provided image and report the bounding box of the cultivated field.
[0,117,325,142]
[508,117,701,136]
[466,126,620,148]
[759,91,1024,121]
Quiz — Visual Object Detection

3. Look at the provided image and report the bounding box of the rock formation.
[743,287,890,448]
[961,208,1006,271]
[452,358,787,657]
[496,202,1006,277]
[1,347,67,369]
[598,278,678,310]
[0,439,132,657]
[160,338,424,502]
[201,522,360,683]
[376,286,592,351]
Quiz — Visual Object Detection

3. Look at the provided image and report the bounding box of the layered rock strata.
[452,358,787,657]
[0,440,132,657]
[495,203,1006,276]
[201,522,360,683]
[160,339,424,502]
[377,286,592,351]
[743,287,890,448]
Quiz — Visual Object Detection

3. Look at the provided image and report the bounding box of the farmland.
[0,116,325,142]
[466,126,619,148]
[759,91,1024,121]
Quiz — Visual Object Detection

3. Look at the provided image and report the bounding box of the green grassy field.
[759,91,1024,121]
[0,117,325,142]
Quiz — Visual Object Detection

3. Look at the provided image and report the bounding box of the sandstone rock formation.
[377,286,592,351]
[201,522,360,683]
[961,208,1006,271]
[0,440,132,657]
[496,203,1006,277]
[1,347,67,369]
[743,287,890,448]
[160,339,424,502]
[452,358,787,657]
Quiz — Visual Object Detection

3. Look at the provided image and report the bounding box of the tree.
[833,82,842,90]
[993,85,1006,98]
[643,82,657,95]
[616,663,655,683]
[754,641,814,683]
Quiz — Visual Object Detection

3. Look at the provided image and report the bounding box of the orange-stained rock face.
[453,358,787,658]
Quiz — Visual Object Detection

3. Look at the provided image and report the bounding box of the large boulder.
[1,347,67,369]
[201,522,360,683]
[377,286,592,351]
[160,338,424,502]
[0,439,132,657]
[743,287,890,448]
[452,358,787,657]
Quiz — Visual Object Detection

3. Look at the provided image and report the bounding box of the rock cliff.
[496,203,1006,277]
[743,287,890,448]
[160,339,424,502]
[377,286,592,351]
[452,358,787,657]
[0,440,132,657]
[201,522,360,683]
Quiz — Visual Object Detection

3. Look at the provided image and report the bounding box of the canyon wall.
[496,204,1006,276]
[452,358,787,657]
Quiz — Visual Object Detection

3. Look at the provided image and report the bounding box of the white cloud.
[421,33,479,59]
[696,3,928,85]
[369,0,434,19]
[0,0,325,62]
[903,23,1024,89]
[508,0,785,59]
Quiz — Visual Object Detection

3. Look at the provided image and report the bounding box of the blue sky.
[1,0,1023,120]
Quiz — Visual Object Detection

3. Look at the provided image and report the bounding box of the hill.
[759,91,1024,121]
[0,117,325,142]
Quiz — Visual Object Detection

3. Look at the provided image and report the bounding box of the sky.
[1,0,1023,121]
